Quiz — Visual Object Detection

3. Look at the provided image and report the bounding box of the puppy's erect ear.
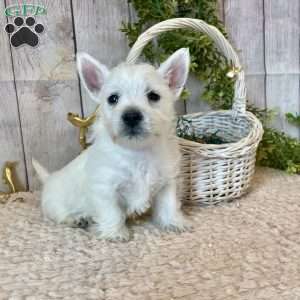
[158,48,190,99]
[77,52,110,102]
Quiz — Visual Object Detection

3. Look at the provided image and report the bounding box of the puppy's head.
[77,48,190,149]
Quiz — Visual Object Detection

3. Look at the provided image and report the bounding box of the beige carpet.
[0,167,299,300]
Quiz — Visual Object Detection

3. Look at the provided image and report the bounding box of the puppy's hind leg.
[63,215,93,230]
[152,180,191,232]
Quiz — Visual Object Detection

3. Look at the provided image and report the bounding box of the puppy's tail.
[32,158,49,184]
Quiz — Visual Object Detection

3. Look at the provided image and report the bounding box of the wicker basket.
[126,18,263,206]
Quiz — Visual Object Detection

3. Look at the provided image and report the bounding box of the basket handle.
[126,18,246,115]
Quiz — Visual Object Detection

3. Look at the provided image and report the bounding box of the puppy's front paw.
[154,214,192,233]
[91,225,130,242]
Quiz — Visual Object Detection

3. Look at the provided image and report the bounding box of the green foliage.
[176,116,226,144]
[257,128,300,174]
[122,0,234,106]
[286,113,300,127]
[122,0,300,174]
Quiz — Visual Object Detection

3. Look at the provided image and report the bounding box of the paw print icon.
[5,16,45,48]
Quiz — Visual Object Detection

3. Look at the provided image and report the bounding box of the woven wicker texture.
[126,18,264,205]
[0,168,299,299]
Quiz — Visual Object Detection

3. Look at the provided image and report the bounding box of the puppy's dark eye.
[107,94,119,105]
[147,91,160,102]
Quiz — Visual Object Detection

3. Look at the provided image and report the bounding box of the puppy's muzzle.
[122,108,143,128]
[121,108,145,137]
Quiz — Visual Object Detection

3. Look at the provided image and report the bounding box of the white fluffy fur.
[33,48,191,241]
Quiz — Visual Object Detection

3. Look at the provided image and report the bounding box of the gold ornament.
[0,161,25,202]
[226,66,242,78]
[67,106,100,149]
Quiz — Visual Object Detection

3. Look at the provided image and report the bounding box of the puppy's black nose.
[122,108,143,128]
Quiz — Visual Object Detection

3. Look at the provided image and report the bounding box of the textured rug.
[0,167,299,300]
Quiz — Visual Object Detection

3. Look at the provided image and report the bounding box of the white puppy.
[33,48,190,241]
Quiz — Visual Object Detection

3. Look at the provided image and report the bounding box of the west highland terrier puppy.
[33,48,190,241]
